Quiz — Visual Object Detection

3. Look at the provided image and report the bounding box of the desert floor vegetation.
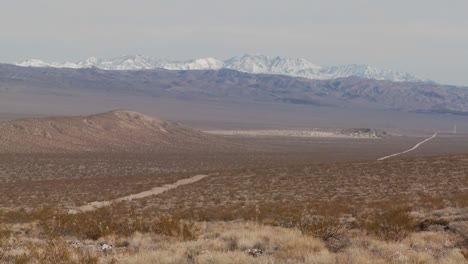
[0,214,467,264]
[1,133,468,263]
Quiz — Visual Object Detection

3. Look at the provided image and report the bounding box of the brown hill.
[0,110,237,153]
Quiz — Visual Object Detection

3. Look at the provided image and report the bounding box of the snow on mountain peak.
[163,57,224,70]
[322,64,427,82]
[13,55,428,83]
[16,59,82,69]
[16,59,51,68]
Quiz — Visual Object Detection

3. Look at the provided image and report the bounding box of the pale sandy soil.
[204,129,381,138]
[71,174,210,213]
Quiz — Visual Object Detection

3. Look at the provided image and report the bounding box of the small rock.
[100,243,113,252]
[68,241,83,248]
[247,248,264,257]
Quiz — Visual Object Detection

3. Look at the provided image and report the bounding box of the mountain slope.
[14,54,427,83]
[0,64,466,115]
[0,110,236,153]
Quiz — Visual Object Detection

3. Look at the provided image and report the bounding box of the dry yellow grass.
[1,219,467,263]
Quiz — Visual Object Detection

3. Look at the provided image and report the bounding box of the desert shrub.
[261,205,304,228]
[419,218,450,231]
[296,213,350,252]
[0,224,11,260]
[0,224,10,242]
[74,251,99,264]
[14,254,32,264]
[0,207,56,223]
[298,215,345,241]
[33,239,73,264]
[361,207,415,242]
[462,249,468,261]
[38,208,113,240]
[255,205,350,252]
[151,215,199,241]
[37,206,198,241]
[451,191,468,207]
[416,192,447,209]
[19,238,99,264]
[225,236,239,251]
[115,240,130,248]
[256,205,345,240]
[273,235,326,261]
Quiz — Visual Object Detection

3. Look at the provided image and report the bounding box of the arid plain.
[0,110,467,263]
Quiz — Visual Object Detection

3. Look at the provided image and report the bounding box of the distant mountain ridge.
[15,54,429,83]
[0,64,466,116]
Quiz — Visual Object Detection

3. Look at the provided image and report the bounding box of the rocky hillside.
[0,110,236,153]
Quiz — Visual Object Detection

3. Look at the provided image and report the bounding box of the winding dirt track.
[377,132,438,161]
[70,174,210,213]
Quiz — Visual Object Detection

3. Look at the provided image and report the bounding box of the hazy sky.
[1,0,467,85]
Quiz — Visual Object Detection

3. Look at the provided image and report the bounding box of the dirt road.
[70,174,210,213]
[378,132,438,161]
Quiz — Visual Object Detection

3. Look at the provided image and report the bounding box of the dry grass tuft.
[3,238,100,264]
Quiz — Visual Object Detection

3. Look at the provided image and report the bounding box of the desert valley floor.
[0,111,467,263]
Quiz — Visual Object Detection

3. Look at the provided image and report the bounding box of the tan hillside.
[0,110,233,153]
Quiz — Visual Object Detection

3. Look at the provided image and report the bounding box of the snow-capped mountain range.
[15,54,429,83]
